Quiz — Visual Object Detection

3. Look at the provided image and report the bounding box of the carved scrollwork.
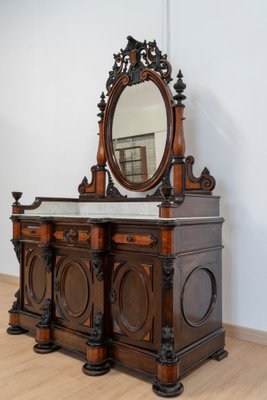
[39,298,52,327]
[41,245,52,273]
[9,289,20,312]
[185,156,216,192]
[64,228,78,243]
[91,256,104,281]
[106,169,127,199]
[110,288,117,304]
[89,312,104,344]
[158,326,178,364]
[160,256,175,290]
[78,176,88,195]
[11,239,21,263]
[106,35,172,93]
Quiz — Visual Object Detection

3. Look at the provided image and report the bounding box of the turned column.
[34,218,59,353]
[34,299,59,353]
[152,224,183,397]
[82,222,110,376]
[7,193,28,335]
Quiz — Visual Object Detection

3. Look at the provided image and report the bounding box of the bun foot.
[7,325,28,335]
[211,348,228,361]
[33,343,60,354]
[82,361,111,376]
[152,380,184,398]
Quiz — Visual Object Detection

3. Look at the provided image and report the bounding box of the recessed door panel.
[54,252,93,333]
[23,246,48,314]
[110,253,160,350]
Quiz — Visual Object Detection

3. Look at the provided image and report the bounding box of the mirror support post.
[172,71,186,195]
[173,105,185,194]
[78,93,107,198]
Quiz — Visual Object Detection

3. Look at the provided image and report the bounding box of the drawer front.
[111,226,159,254]
[21,222,41,241]
[53,223,91,248]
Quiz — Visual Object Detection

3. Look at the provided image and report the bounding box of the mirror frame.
[104,69,173,192]
[78,36,216,201]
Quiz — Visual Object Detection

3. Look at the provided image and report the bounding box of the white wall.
[170,0,267,331]
[1,0,266,332]
[0,0,163,276]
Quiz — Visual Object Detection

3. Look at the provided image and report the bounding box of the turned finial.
[160,185,174,206]
[12,192,22,206]
[173,70,186,107]
[97,92,106,121]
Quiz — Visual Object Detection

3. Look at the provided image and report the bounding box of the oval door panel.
[29,255,46,304]
[119,268,149,332]
[61,262,89,318]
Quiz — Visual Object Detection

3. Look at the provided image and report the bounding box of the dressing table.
[7,36,227,397]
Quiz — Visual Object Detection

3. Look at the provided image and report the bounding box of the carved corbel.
[11,239,21,263]
[160,256,175,290]
[184,155,216,192]
[91,255,104,281]
[40,245,52,273]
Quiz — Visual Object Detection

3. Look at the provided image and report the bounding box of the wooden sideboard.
[7,36,228,397]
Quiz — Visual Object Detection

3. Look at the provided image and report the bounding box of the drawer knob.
[127,236,133,242]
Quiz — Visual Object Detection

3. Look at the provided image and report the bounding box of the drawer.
[111,227,159,253]
[21,223,41,241]
[53,223,91,247]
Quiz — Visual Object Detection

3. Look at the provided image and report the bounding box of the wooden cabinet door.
[23,245,50,314]
[53,249,95,334]
[110,252,161,350]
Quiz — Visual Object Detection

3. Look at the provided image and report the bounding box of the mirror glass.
[112,80,167,183]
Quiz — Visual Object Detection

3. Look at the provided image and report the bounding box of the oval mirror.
[112,81,167,185]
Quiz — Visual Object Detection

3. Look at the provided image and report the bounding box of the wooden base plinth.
[210,348,228,361]
[33,342,60,354]
[33,325,59,354]
[153,360,183,398]
[83,343,110,376]
[7,325,28,335]
[152,380,184,398]
[7,311,28,335]
[82,360,110,376]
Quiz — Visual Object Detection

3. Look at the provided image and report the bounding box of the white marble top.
[15,200,220,221]
[15,213,219,222]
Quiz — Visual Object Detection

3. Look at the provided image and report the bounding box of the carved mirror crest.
[78,36,215,201]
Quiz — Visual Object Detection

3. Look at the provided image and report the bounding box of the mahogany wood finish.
[7,36,227,397]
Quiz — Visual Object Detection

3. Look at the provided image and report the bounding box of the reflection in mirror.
[112,80,167,183]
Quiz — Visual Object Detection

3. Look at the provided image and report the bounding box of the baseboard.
[0,273,19,285]
[224,323,267,346]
